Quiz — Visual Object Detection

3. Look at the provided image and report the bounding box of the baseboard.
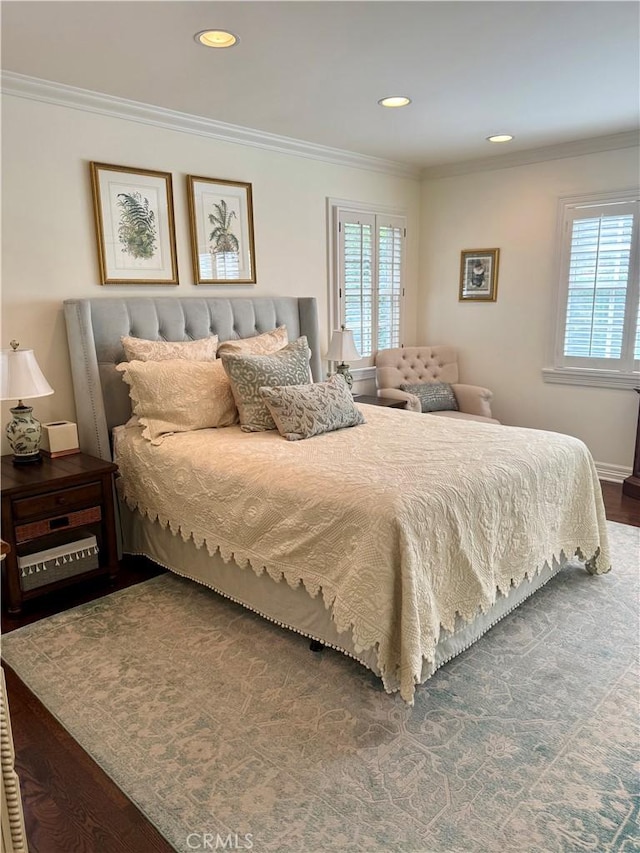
[595,462,632,484]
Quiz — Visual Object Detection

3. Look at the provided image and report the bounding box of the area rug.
[2,521,638,853]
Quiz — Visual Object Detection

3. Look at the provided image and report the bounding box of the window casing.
[545,190,640,389]
[329,201,406,370]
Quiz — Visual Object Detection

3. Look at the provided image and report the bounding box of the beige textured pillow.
[217,325,288,357]
[116,359,237,445]
[121,335,218,362]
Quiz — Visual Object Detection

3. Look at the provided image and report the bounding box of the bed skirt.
[120,501,567,690]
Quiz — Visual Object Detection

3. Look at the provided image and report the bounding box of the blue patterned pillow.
[220,337,311,432]
[399,381,459,413]
[259,374,365,440]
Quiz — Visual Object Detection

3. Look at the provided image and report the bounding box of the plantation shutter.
[340,214,375,358]
[337,208,405,365]
[557,198,640,376]
[563,210,634,359]
[377,217,404,351]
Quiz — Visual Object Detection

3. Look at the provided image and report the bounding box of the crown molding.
[422,130,640,180]
[1,71,421,180]
[4,71,637,182]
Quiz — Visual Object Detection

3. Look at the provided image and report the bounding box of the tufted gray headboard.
[64,296,322,461]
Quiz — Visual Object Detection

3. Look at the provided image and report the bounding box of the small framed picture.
[90,162,178,285]
[459,249,499,301]
[187,175,256,285]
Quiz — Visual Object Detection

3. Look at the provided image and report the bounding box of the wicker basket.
[15,506,101,544]
[18,534,99,591]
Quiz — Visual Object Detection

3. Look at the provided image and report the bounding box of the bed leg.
[309,640,325,653]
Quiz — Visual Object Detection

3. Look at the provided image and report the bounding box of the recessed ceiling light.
[486,134,514,143]
[378,96,412,108]
[195,30,239,49]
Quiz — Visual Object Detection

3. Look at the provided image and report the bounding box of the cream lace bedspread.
[115,406,610,702]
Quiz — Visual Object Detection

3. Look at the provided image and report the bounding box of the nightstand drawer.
[12,482,103,523]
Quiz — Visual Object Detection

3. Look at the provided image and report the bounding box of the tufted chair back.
[376,346,459,390]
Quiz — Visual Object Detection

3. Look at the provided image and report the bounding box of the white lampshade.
[1,345,54,401]
[326,328,361,363]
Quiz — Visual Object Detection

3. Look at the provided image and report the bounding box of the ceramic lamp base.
[6,403,44,465]
[335,362,354,389]
[12,452,43,466]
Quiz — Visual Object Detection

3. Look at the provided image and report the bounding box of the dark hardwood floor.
[1,556,165,635]
[3,484,639,853]
[2,557,172,853]
[600,480,640,527]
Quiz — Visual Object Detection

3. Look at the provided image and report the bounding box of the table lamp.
[326,326,361,389]
[1,341,54,465]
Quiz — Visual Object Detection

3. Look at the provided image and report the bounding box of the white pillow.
[216,325,288,356]
[116,359,237,445]
[121,335,218,362]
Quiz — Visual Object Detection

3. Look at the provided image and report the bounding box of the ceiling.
[2,1,639,171]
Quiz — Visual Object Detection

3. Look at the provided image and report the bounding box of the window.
[329,201,406,369]
[545,191,640,388]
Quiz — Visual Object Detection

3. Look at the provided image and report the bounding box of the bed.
[64,295,611,703]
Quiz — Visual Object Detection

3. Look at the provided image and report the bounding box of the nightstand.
[1,453,119,614]
[353,395,406,409]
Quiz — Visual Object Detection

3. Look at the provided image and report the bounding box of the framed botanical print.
[187,175,256,285]
[459,248,499,301]
[90,162,178,285]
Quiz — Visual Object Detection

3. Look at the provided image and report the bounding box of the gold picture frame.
[187,175,256,285]
[90,162,178,285]
[459,248,499,301]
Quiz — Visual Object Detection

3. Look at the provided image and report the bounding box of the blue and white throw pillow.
[259,374,365,440]
[220,337,311,432]
[399,381,459,413]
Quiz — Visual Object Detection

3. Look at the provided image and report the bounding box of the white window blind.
[564,210,634,359]
[377,222,404,351]
[546,192,640,388]
[334,206,406,366]
[342,216,374,357]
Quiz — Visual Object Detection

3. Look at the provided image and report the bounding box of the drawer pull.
[50,516,70,530]
[55,496,67,506]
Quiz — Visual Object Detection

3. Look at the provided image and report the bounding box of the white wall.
[3,93,638,474]
[1,95,420,453]
[419,148,640,474]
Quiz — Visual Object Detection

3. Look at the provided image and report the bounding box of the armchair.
[375,346,500,424]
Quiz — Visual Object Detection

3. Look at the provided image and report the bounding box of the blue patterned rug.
[2,521,638,853]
